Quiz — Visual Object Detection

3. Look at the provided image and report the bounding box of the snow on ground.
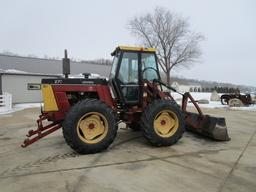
[171,92,256,111]
[0,103,42,115]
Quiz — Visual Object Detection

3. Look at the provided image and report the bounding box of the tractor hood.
[41,78,108,85]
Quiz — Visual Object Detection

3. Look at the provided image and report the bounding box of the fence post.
[0,92,12,112]
[6,92,12,110]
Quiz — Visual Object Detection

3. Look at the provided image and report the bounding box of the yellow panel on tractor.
[118,46,156,52]
[41,84,58,111]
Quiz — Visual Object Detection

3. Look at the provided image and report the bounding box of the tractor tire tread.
[62,99,117,154]
[140,100,185,146]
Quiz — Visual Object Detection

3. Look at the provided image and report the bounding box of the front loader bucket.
[185,112,230,141]
[181,92,230,141]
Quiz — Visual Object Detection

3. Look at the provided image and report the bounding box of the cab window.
[110,54,119,78]
[141,53,159,81]
[118,52,138,84]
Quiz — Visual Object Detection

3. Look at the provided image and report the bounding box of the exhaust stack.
[62,49,70,78]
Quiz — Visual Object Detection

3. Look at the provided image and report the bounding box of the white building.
[0,54,111,104]
[171,81,202,93]
[0,70,59,103]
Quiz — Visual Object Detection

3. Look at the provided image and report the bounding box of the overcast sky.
[0,0,255,86]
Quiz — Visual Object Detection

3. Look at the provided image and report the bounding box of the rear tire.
[62,99,117,154]
[140,100,185,146]
[220,95,229,105]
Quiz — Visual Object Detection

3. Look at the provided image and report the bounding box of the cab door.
[116,52,140,105]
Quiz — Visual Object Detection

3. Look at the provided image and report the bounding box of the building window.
[27,83,41,90]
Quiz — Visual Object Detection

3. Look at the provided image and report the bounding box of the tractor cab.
[109,46,161,106]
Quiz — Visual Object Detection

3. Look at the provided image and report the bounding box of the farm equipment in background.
[22,46,230,154]
[221,93,254,107]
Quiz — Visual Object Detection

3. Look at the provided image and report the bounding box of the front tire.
[62,99,117,154]
[141,100,185,146]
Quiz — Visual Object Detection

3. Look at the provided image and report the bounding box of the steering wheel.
[142,67,159,81]
[142,67,158,74]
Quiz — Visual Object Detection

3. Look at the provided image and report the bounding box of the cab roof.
[111,46,156,56]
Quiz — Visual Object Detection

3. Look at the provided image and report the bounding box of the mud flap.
[185,112,230,141]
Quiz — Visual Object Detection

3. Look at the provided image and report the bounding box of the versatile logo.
[54,80,63,84]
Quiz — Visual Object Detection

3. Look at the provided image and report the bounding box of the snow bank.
[171,92,256,111]
[0,68,28,74]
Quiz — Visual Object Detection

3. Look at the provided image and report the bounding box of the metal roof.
[0,69,60,77]
[0,54,111,77]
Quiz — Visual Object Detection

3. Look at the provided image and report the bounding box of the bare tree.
[128,7,204,85]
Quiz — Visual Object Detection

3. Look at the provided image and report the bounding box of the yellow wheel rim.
[76,112,108,144]
[153,110,179,137]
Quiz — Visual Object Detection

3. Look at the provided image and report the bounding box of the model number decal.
[82,81,94,84]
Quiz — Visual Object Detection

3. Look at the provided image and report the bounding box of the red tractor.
[22,46,230,154]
